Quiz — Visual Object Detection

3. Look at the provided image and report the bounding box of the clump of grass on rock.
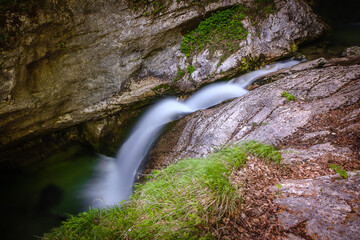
[43,141,281,239]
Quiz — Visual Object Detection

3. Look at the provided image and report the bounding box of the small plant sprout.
[187,65,196,74]
[276,183,283,196]
[330,164,348,179]
[291,41,298,52]
[281,91,296,101]
[56,41,66,48]
[173,67,185,82]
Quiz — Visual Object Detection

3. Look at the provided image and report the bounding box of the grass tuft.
[43,141,281,239]
[241,140,282,164]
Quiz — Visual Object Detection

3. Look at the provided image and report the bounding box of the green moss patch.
[151,83,170,92]
[173,67,185,82]
[179,0,276,67]
[180,5,248,60]
[187,65,196,74]
[151,83,179,96]
[281,91,296,102]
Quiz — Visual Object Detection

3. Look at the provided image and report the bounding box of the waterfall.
[84,59,301,207]
[229,59,300,88]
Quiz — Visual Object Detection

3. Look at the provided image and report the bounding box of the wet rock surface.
[147,55,360,239]
[148,56,360,167]
[0,0,326,164]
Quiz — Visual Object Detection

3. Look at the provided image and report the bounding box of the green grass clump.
[173,67,185,82]
[187,65,196,74]
[281,91,296,101]
[180,5,248,59]
[44,141,281,239]
[241,140,282,164]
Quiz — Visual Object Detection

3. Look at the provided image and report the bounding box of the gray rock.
[274,173,360,240]
[341,46,360,57]
[0,0,326,163]
[147,56,360,239]
[148,57,360,168]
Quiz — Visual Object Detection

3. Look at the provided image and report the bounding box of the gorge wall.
[0,0,327,165]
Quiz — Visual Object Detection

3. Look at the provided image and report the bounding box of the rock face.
[148,56,360,166]
[274,173,360,240]
[147,55,360,239]
[0,0,326,164]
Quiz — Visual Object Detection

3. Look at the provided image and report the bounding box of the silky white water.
[84,59,300,207]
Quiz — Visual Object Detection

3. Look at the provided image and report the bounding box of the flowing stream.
[84,59,301,207]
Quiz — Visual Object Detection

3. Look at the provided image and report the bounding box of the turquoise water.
[0,144,99,240]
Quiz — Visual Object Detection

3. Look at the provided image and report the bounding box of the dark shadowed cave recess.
[309,0,360,26]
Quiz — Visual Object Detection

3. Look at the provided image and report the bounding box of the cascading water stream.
[84,59,301,207]
[229,59,300,88]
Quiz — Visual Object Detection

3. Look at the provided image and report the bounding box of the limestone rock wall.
[0,0,326,164]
